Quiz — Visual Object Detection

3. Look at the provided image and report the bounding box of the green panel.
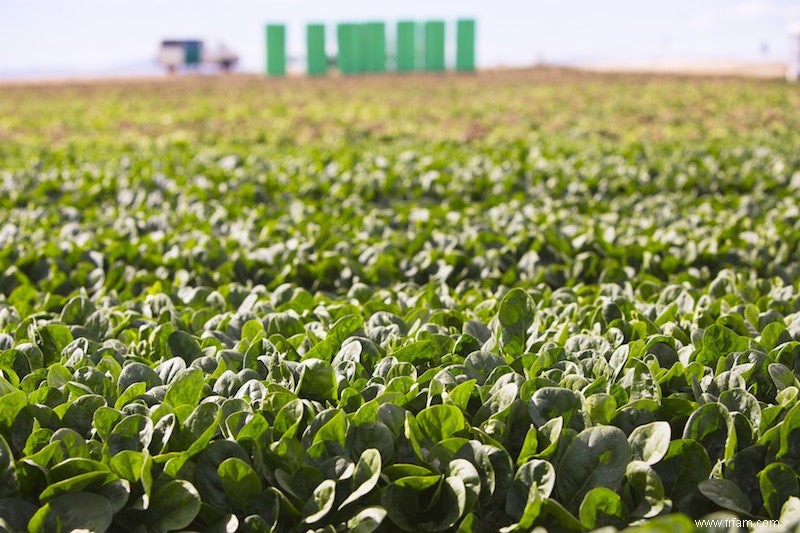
[367,22,386,72]
[265,24,286,76]
[352,24,364,74]
[424,20,445,72]
[337,23,362,74]
[307,24,327,76]
[336,24,349,74]
[396,21,416,72]
[184,42,201,65]
[358,23,370,74]
[456,19,476,72]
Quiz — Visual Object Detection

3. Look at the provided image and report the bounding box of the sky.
[1,0,799,76]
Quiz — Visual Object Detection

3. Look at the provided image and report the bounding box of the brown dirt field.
[0,62,789,89]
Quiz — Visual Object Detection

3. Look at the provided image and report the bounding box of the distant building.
[157,40,239,73]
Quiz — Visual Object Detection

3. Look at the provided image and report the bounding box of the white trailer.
[157,40,239,73]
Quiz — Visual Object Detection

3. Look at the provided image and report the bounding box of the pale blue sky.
[1,0,798,76]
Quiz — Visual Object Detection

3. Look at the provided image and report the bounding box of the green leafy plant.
[1,70,800,531]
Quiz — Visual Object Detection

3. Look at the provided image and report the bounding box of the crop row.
[1,74,800,531]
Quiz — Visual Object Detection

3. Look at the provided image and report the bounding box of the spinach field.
[1,69,800,532]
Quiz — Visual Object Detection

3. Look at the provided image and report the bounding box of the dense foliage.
[1,70,800,532]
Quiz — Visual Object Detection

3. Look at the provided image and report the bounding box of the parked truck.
[157,40,239,73]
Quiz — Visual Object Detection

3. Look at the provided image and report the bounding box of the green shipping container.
[456,19,476,72]
[348,24,360,73]
[265,24,286,76]
[367,22,386,73]
[358,23,370,73]
[396,21,416,72]
[336,24,348,73]
[424,20,445,72]
[307,24,327,76]
[337,23,362,74]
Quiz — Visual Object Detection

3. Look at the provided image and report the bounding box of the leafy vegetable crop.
[1,70,800,532]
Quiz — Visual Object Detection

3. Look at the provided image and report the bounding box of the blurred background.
[1,0,798,79]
